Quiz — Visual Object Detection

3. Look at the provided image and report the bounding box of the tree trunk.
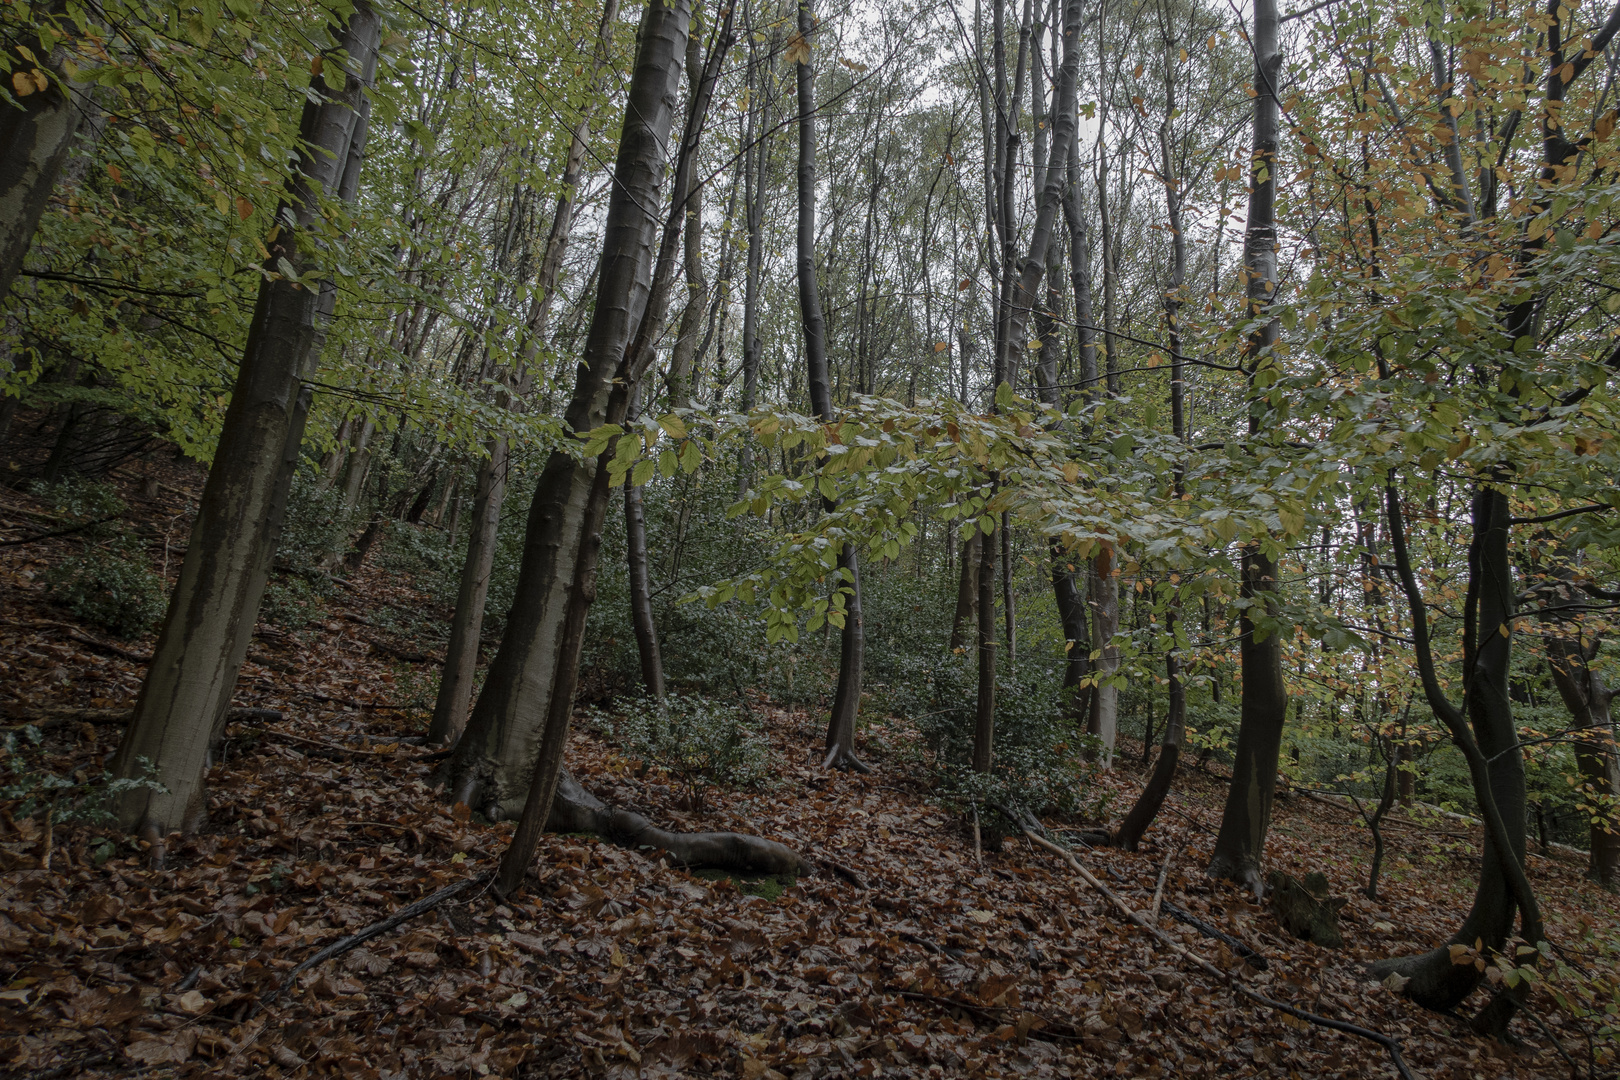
[444,0,691,821]
[949,532,981,652]
[0,2,84,302]
[664,26,711,415]
[1086,546,1119,766]
[427,435,508,745]
[1206,0,1288,894]
[625,387,666,700]
[112,4,381,839]
[1544,631,1619,887]
[973,512,998,773]
[1112,32,1190,850]
[1374,484,1536,1026]
[796,0,866,772]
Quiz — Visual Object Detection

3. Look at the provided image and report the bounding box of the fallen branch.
[1161,901,1269,970]
[1150,847,1175,920]
[259,870,492,1013]
[240,727,437,760]
[897,990,1085,1044]
[1019,827,1417,1080]
[0,513,121,546]
[5,705,283,732]
[822,859,868,889]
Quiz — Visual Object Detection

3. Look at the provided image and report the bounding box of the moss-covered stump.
[1266,870,1346,947]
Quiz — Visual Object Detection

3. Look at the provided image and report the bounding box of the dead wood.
[258,870,492,1014]
[5,705,283,731]
[1020,827,1417,1080]
[1150,846,1175,919]
[0,512,121,546]
[897,990,1086,1043]
[1161,901,1270,969]
[544,771,807,878]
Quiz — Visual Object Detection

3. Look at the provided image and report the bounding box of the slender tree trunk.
[625,385,665,699]
[666,26,711,415]
[950,532,981,652]
[1087,546,1120,766]
[445,0,691,820]
[973,510,998,773]
[112,5,382,839]
[428,2,621,746]
[1544,629,1620,887]
[1207,0,1288,894]
[796,0,866,772]
[427,436,508,746]
[0,2,84,302]
[1114,32,1190,850]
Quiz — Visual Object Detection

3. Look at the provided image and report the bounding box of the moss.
[690,867,794,900]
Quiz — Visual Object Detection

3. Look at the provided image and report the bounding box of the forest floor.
[1,455,1617,1080]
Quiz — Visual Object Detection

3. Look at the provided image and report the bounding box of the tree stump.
[1266,870,1346,947]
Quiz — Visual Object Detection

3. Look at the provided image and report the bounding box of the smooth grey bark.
[972,512,997,774]
[796,0,866,772]
[1207,0,1288,893]
[949,532,981,652]
[624,386,665,699]
[446,0,691,822]
[1114,33,1190,851]
[427,4,620,747]
[0,4,84,302]
[665,30,711,414]
[427,434,507,745]
[113,5,381,838]
[1086,546,1120,766]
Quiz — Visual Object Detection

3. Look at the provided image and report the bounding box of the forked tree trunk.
[1374,484,1537,1030]
[1206,0,1288,894]
[0,2,84,301]
[796,0,866,772]
[444,0,692,821]
[430,1,621,745]
[112,5,382,838]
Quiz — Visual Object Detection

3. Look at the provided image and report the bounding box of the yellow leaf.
[235,196,254,221]
[1062,462,1080,484]
[12,71,35,97]
[107,163,123,184]
[934,341,949,352]
[1179,47,1188,63]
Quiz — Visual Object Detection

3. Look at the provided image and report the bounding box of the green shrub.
[1,725,166,841]
[30,476,126,526]
[598,694,771,808]
[44,535,167,638]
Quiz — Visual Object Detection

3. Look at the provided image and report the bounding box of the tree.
[112,2,382,843]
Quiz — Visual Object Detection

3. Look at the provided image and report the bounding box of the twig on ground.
[823,859,868,889]
[1019,827,1417,1080]
[257,870,493,1014]
[1161,901,1269,970]
[1151,846,1175,920]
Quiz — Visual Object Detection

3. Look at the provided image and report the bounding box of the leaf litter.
[1,465,1616,1079]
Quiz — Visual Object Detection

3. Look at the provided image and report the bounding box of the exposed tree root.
[546,771,808,877]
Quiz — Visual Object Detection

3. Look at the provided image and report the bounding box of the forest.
[1,0,1619,1074]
